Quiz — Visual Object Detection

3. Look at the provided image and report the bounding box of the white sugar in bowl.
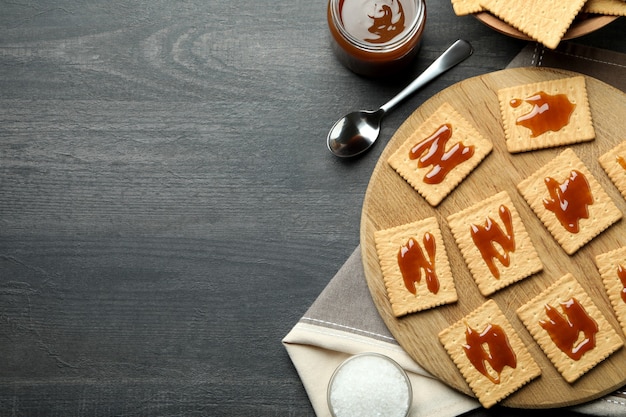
[327,353,413,417]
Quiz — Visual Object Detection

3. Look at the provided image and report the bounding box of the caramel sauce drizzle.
[470,205,515,279]
[365,0,406,44]
[543,170,593,233]
[510,91,576,137]
[617,155,626,170]
[539,297,598,361]
[409,123,475,185]
[463,323,517,384]
[618,264,626,304]
[397,233,439,295]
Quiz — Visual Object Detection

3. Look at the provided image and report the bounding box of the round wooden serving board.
[360,67,626,408]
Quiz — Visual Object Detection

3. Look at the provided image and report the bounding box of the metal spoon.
[327,39,473,158]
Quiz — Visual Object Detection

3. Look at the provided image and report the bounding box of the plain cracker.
[447,191,543,296]
[498,76,595,153]
[374,217,458,317]
[388,102,492,206]
[517,148,622,255]
[516,273,624,383]
[598,140,626,200]
[481,0,587,49]
[439,299,541,408]
[584,0,626,16]
[595,246,626,337]
[451,0,483,15]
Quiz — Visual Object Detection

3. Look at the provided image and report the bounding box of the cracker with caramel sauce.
[438,299,541,409]
[481,0,587,49]
[451,0,483,16]
[447,191,543,297]
[595,246,626,337]
[374,217,458,318]
[517,148,622,255]
[598,141,626,200]
[516,273,624,383]
[497,76,594,153]
[388,102,493,207]
[584,0,626,16]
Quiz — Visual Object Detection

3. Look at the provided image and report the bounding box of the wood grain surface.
[361,68,626,408]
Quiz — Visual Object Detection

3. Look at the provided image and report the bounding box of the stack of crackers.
[374,75,626,408]
[451,0,626,49]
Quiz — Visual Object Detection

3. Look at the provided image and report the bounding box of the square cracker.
[598,141,626,200]
[451,0,483,16]
[498,76,595,153]
[516,273,624,383]
[584,0,626,16]
[481,0,586,49]
[517,148,622,255]
[388,102,492,207]
[595,246,626,337]
[374,217,458,318]
[439,299,541,409]
[447,191,543,296]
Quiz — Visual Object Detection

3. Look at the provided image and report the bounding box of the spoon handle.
[379,39,473,113]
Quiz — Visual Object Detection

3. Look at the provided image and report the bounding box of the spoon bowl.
[327,109,384,158]
[327,39,473,158]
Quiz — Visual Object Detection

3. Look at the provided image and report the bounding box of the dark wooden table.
[1,1,624,415]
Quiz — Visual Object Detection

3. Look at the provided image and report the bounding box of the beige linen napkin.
[283,42,626,417]
[283,247,479,417]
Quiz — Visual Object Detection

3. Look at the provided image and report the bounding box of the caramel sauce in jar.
[463,323,517,384]
[397,233,439,295]
[409,123,475,184]
[509,91,576,137]
[327,0,426,76]
[539,298,598,361]
[543,170,593,234]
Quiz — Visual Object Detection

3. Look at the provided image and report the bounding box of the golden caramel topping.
[470,205,515,279]
[543,170,593,233]
[463,323,517,384]
[510,91,576,137]
[618,264,626,304]
[397,233,439,295]
[539,297,598,361]
[409,123,475,184]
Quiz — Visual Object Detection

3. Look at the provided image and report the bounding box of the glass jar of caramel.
[327,0,426,77]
